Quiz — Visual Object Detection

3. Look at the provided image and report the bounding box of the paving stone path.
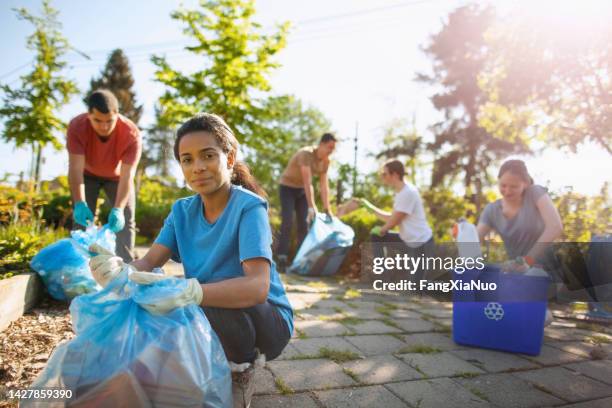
[132,248,612,407]
[251,273,612,408]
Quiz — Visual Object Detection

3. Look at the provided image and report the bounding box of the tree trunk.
[409,159,417,185]
[464,128,479,206]
[336,178,343,207]
[33,142,42,193]
[475,177,483,214]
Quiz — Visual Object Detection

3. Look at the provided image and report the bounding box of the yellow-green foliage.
[397,345,442,354]
[339,208,380,244]
[274,377,294,395]
[552,183,611,241]
[0,185,48,225]
[136,178,192,240]
[422,187,476,242]
[269,208,281,236]
[0,220,67,278]
[317,347,361,363]
[1,179,74,229]
[342,288,362,299]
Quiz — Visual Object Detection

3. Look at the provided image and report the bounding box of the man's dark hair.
[384,159,405,179]
[87,89,119,114]
[319,132,337,144]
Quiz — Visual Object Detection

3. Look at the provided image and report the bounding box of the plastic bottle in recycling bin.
[452,218,482,260]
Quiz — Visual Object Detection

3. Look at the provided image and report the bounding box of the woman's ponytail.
[231,161,267,198]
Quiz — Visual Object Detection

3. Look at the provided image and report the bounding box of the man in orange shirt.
[67,90,142,262]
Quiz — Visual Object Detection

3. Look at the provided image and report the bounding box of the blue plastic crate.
[452,266,551,355]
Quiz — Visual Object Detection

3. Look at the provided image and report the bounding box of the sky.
[0,0,610,196]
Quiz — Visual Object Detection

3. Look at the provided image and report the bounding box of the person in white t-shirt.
[360,159,433,244]
[359,159,434,279]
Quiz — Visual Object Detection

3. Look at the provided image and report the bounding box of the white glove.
[89,243,127,287]
[307,207,316,224]
[500,259,527,273]
[359,198,377,213]
[129,274,203,315]
[129,271,169,285]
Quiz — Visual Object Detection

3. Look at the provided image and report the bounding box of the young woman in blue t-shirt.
[90,113,293,407]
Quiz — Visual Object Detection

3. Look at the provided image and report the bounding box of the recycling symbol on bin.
[484,302,504,321]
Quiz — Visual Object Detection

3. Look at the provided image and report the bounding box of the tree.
[84,48,143,124]
[374,117,426,185]
[144,104,175,180]
[334,163,353,206]
[151,0,289,150]
[133,105,176,195]
[0,0,78,191]
[551,183,611,242]
[478,9,612,153]
[417,4,529,209]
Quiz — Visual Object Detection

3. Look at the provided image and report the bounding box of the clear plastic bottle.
[452,218,482,259]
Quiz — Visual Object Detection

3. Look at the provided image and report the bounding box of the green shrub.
[334,208,381,277]
[42,193,72,228]
[0,220,68,279]
[552,183,611,241]
[339,208,381,245]
[1,179,75,229]
[135,178,192,240]
[0,185,48,225]
[422,188,476,242]
[269,207,281,236]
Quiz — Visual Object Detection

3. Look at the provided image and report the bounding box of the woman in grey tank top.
[477,160,564,270]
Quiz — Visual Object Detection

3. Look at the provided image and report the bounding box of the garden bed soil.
[0,295,72,408]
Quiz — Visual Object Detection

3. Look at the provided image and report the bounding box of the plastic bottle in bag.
[30,225,115,300]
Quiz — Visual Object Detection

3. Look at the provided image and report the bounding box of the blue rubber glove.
[73,201,93,227]
[323,209,333,223]
[108,207,125,233]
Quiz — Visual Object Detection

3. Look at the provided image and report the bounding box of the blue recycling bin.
[452,265,551,355]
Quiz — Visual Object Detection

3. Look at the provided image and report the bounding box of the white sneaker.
[231,352,266,408]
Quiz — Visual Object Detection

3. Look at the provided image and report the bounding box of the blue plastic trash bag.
[288,214,354,276]
[24,269,231,408]
[30,225,115,300]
